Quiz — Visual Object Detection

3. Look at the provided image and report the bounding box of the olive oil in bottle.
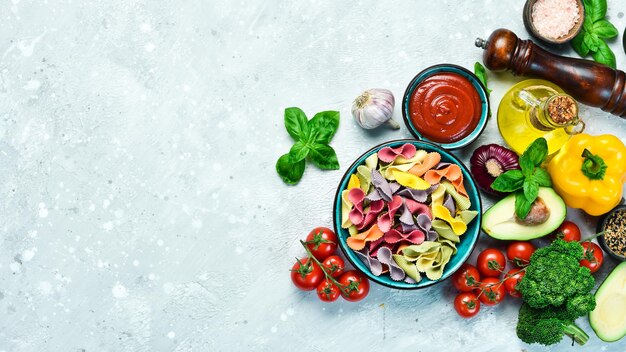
[497,79,584,155]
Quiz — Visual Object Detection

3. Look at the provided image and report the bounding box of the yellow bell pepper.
[548,134,626,216]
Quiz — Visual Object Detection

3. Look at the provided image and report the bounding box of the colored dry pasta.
[343,143,478,283]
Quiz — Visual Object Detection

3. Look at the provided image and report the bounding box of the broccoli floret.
[515,239,596,346]
[517,303,589,346]
[516,239,595,309]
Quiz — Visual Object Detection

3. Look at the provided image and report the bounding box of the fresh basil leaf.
[276,153,306,185]
[307,111,339,144]
[288,141,310,162]
[593,19,618,39]
[524,137,548,167]
[532,168,553,187]
[474,62,492,96]
[583,32,601,52]
[571,31,590,57]
[519,154,535,178]
[309,144,340,170]
[491,169,525,192]
[523,179,539,203]
[515,191,533,220]
[592,40,616,69]
[284,107,309,141]
[589,0,607,22]
[582,3,594,32]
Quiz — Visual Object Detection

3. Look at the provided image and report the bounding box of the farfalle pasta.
[343,143,478,284]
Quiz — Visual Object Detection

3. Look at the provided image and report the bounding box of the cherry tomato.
[477,277,506,306]
[504,268,526,298]
[506,242,536,267]
[451,263,481,292]
[476,248,506,277]
[321,255,345,278]
[290,257,324,291]
[338,271,369,302]
[553,220,581,242]
[454,292,481,318]
[580,242,604,274]
[316,279,340,302]
[305,227,338,260]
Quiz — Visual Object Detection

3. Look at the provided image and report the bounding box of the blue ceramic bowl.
[333,139,482,289]
[401,64,490,150]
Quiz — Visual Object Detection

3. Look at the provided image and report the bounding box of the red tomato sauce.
[409,72,482,143]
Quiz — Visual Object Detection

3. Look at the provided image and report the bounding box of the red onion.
[470,144,520,197]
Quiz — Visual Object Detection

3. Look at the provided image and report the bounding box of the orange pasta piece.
[424,164,468,198]
[346,224,384,251]
[408,152,441,177]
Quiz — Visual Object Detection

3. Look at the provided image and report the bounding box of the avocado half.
[481,187,566,240]
[590,261,626,342]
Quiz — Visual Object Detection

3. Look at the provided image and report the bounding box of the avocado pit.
[515,197,551,226]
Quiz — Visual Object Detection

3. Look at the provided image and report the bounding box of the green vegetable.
[571,0,618,68]
[517,303,590,346]
[473,62,492,97]
[515,239,596,345]
[276,107,340,184]
[580,148,608,180]
[474,62,492,117]
[491,138,552,219]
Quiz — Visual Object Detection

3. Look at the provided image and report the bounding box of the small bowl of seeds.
[597,205,626,262]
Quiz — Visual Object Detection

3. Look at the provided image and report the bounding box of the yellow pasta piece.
[432,204,467,235]
[347,174,360,190]
[340,190,353,229]
[365,153,378,170]
[430,184,446,208]
[393,149,428,165]
[392,170,431,190]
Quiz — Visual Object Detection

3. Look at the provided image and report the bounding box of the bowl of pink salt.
[523,0,585,44]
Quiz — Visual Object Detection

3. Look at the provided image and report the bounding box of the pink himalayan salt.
[532,0,581,39]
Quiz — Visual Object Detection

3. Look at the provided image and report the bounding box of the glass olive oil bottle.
[497,79,584,155]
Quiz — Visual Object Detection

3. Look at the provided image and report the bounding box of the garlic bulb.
[352,88,400,130]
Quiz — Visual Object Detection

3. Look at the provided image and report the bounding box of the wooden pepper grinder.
[475,28,626,118]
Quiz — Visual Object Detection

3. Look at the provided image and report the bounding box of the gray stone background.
[1,0,625,351]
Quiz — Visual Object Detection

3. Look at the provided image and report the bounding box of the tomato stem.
[579,231,604,243]
[299,240,351,295]
[473,267,527,301]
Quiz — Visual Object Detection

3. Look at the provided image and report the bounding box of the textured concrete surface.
[1,1,625,351]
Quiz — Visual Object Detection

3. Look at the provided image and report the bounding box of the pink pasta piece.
[347,188,366,226]
[370,238,395,258]
[377,143,417,163]
[377,195,403,232]
[357,200,385,231]
[384,228,426,245]
[404,198,432,219]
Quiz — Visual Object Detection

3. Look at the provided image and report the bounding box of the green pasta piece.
[432,219,461,243]
[401,241,441,261]
[365,153,378,170]
[441,180,471,210]
[458,210,478,224]
[438,239,458,254]
[392,254,421,282]
[356,165,372,193]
